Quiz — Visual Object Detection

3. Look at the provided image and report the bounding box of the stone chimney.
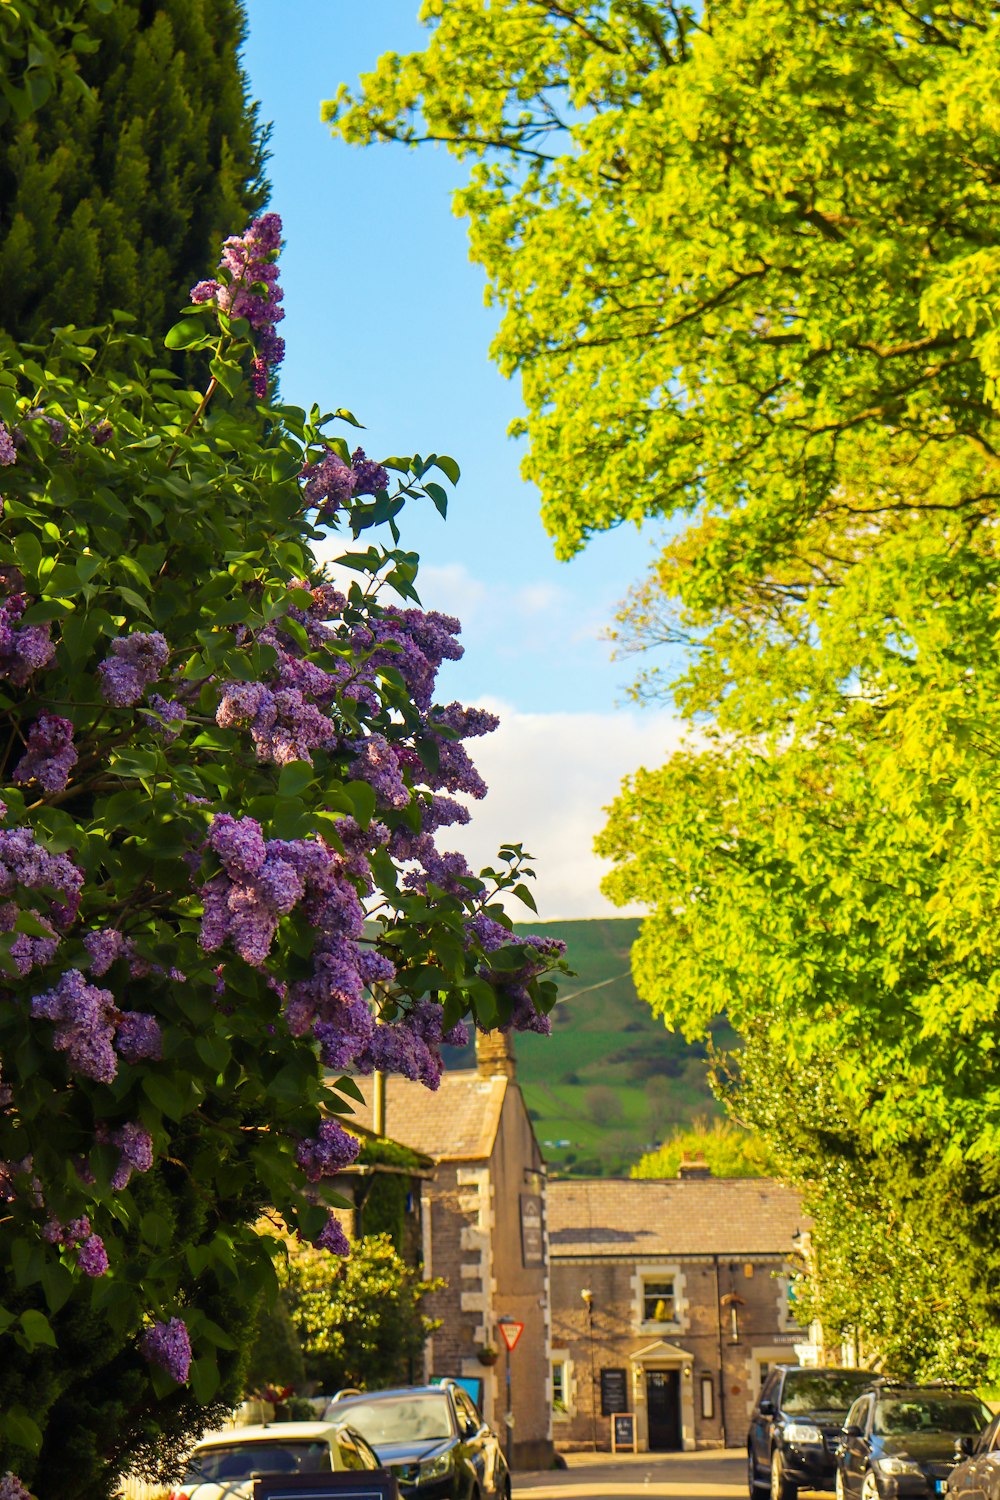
[476,1029,516,1079]
[677,1154,712,1180]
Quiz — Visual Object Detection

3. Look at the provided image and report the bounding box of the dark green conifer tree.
[0,0,268,342]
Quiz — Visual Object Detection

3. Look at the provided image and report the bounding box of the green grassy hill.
[445,916,734,1177]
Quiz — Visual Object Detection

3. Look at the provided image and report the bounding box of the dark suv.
[326,1383,510,1500]
[837,1382,992,1499]
[749,1365,877,1498]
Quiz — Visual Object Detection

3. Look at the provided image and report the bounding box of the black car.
[837,1383,992,1500]
[325,1383,510,1500]
[749,1365,877,1498]
[948,1409,1000,1498]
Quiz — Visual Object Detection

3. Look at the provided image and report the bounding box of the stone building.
[350,1033,554,1470]
[547,1174,809,1453]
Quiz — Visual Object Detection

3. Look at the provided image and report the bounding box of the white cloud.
[446,702,688,921]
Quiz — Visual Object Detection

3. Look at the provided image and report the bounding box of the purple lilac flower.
[299,449,356,516]
[0,1471,33,1500]
[444,1020,470,1048]
[114,1012,162,1063]
[83,928,123,976]
[26,407,66,444]
[14,714,77,793]
[349,734,410,808]
[98,631,169,707]
[111,1123,154,1189]
[0,825,84,927]
[77,1233,109,1277]
[140,1317,192,1384]
[31,970,118,1083]
[0,424,16,467]
[88,420,114,446]
[295,1118,361,1182]
[209,813,267,880]
[350,447,389,496]
[313,1214,350,1255]
[142,694,187,742]
[191,213,285,397]
[0,592,54,685]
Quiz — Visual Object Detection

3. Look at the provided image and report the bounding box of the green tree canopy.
[282,1233,441,1394]
[0,0,268,344]
[631,1117,774,1180]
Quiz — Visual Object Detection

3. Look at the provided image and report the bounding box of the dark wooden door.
[646,1369,682,1451]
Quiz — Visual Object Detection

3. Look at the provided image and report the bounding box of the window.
[552,1360,569,1414]
[642,1278,676,1324]
[700,1375,715,1420]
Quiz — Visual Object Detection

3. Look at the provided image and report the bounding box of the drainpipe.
[713,1255,729,1448]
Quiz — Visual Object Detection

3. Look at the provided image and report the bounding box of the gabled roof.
[344,1070,508,1162]
[548,1177,805,1257]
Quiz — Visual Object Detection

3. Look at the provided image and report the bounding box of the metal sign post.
[497,1316,524,1473]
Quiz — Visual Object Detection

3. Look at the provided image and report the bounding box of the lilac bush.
[0,213,564,1499]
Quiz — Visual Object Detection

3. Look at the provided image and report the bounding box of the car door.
[978,1414,1000,1500]
[751,1371,783,1474]
[454,1388,491,1495]
[948,1413,1000,1499]
[841,1395,874,1497]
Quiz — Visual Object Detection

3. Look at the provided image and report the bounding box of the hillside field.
[444,916,734,1177]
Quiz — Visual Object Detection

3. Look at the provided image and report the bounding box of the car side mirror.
[464,1417,479,1438]
[955,1435,975,1459]
[759,1400,775,1417]
[843,1424,862,1440]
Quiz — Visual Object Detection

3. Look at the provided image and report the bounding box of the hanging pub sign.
[253,1473,400,1500]
[600,1366,630,1416]
[520,1192,544,1267]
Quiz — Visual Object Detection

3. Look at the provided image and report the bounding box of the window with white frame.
[551,1350,573,1417]
[642,1276,677,1325]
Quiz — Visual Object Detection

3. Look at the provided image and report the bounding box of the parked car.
[170,1419,382,1499]
[836,1383,992,1499]
[326,1383,510,1500]
[748,1365,877,1497]
[947,1409,1000,1498]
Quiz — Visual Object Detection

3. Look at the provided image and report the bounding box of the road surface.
[514,1448,828,1498]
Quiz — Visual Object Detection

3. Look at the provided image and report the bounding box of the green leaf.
[19,1308,57,1349]
[164,316,214,351]
[5,1405,43,1455]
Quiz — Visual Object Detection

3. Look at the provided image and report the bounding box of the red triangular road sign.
[498,1319,524,1352]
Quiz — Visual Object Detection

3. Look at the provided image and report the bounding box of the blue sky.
[241,1,681,917]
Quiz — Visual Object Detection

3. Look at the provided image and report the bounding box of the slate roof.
[548,1177,805,1257]
[344,1069,508,1162]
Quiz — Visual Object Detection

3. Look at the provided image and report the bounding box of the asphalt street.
[513,1448,828,1499]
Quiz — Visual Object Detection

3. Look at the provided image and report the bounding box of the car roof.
[872,1385,981,1398]
[193,1422,343,1447]
[332,1387,453,1402]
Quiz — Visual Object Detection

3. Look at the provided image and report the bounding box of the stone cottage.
[547,1173,809,1452]
[349,1032,553,1470]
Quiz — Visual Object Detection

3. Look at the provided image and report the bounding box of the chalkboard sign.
[600,1366,629,1416]
[611,1412,637,1453]
[520,1192,544,1268]
[254,1473,399,1500]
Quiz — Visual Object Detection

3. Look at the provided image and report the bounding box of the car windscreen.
[338,1395,454,1444]
[182,1440,333,1482]
[874,1398,991,1437]
[782,1371,875,1416]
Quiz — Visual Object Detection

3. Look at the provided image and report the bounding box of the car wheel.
[770,1450,798,1500]
[748,1447,767,1497]
[861,1472,881,1500]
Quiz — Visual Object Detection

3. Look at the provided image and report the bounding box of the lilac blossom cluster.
[300,445,389,522]
[0,1471,32,1500]
[140,1317,192,1384]
[352,607,464,713]
[42,1215,108,1278]
[97,631,168,707]
[191,212,285,398]
[467,915,565,1036]
[0,422,16,467]
[0,590,54,685]
[295,1117,361,1182]
[14,713,77,793]
[312,1214,350,1256]
[0,825,83,977]
[110,1123,155,1190]
[142,693,187,743]
[31,970,161,1084]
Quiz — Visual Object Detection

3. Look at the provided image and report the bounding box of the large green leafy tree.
[0,0,267,344]
[330,0,1000,1373]
[0,216,563,1500]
